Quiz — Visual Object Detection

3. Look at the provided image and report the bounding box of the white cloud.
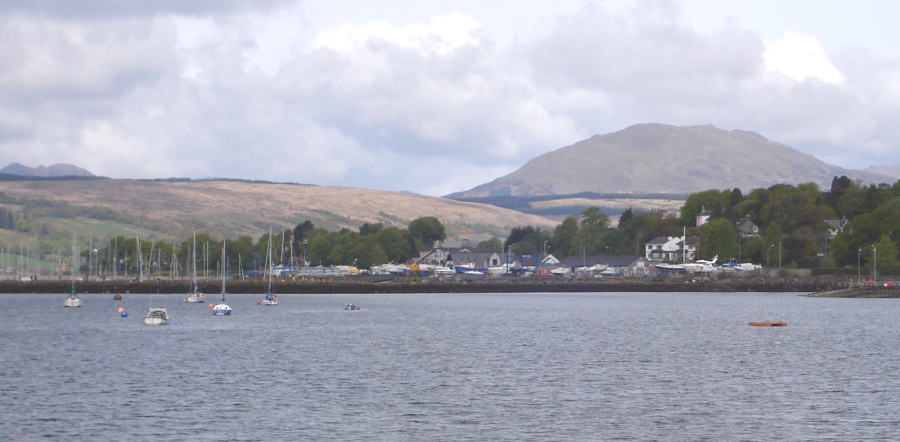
[763,32,845,84]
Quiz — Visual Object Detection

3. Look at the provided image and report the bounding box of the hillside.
[864,165,900,180]
[0,179,558,244]
[0,162,94,178]
[450,124,896,198]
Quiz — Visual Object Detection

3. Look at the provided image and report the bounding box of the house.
[557,254,650,277]
[735,217,761,238]
[825,218,848,238]
[645,235,699,262]
[696,209,713,227]
[412,246,522,274]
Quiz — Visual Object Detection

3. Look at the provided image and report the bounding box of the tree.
[293,220,315,262]
[359,222,383,236]
[408,216,446,249]
[550,216,578,257]
[373,226,415,263]
[508,227,549,255]
[475,237,503,253]
[679,189,729,226]
[701,218,738,262]
[874,234,899,271]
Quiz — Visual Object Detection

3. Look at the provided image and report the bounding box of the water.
[1,292,899,441]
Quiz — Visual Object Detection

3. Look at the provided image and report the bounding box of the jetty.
[805,281,900,298]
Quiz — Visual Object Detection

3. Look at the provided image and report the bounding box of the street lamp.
[857,247,862,286]
[873,245,877,283]
[767,244,774,268]
[778,240,784,270]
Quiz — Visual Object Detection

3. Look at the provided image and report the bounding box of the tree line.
[6,176,900,274]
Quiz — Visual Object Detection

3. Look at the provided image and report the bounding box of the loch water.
[1,292,899,441]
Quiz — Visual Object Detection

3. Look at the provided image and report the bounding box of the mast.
[220,241,226,299]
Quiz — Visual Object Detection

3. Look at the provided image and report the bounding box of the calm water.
[1,292,899,441]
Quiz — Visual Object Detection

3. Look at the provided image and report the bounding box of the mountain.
[0,179,557,244]
[449,124,896,198]
[0,162,94,178]
[864,165,900,180]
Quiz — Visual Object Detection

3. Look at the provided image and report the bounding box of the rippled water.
[2,292,899,441]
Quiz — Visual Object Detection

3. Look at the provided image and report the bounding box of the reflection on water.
[1,292,899,440]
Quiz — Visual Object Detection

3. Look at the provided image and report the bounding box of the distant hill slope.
[0,179,557,244]
[864,165,900,180]
[0,162,95,177]
[450,124,896,198]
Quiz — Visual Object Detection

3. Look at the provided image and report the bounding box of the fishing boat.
[212,242,232,316]
[184,233,205,303]
[261,229,278,306]
[144,295,170,325]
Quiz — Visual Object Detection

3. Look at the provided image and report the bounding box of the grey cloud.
[0,0,292,19]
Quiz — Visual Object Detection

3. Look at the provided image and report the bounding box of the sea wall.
[0,275,838,295]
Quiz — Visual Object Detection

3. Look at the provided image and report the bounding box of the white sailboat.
[64,237,83,308]
[213,241,232,316]
[144,295,170,325]
[262,229,278,306]
[184,233,205,303]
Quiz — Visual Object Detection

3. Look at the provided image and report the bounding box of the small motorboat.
[344,303,360,311]
[748,320,788,327]
[144,295,170,325]
[144,307,170,325]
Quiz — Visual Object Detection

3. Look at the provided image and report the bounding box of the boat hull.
[184,295,205,303]
[143,316,170,325]
[213,304,232,315]
[748,321,787,327]
[64,297,83,308]
[144,307,169,325]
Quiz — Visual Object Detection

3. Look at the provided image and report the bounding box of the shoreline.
[0,275,851,295]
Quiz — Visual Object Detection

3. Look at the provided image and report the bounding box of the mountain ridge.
[449,123,896,198]
[0,162,94,178]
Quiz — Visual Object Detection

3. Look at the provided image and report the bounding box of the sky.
[2,0,899,196]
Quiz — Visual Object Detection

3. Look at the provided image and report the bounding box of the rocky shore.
[0,274,849,295]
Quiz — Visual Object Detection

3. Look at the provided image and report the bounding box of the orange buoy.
[208,303,214,309]
[118,307,125,313]
[749,321,788,327]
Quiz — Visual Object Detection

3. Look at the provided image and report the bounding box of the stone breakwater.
[0,275,840,295]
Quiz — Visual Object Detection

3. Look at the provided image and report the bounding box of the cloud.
[764,32,845,84]
[0,0,292,18]
[0,1,899,196]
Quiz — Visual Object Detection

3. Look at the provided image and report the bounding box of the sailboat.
[64,281,82,307]
[184,233,205,303]
[64,237,83,308]
[144,295,170,325]
[262,229,278,306]
[212,241,232,316]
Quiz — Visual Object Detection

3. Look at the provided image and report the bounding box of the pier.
[804,281,900,298]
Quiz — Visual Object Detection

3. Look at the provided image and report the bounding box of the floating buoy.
[113,293,122,300]
[118,307,125,313]
[121,311,128,317]
[257,301,261,305]
[208,303,214,309]
[749,321,787,327]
